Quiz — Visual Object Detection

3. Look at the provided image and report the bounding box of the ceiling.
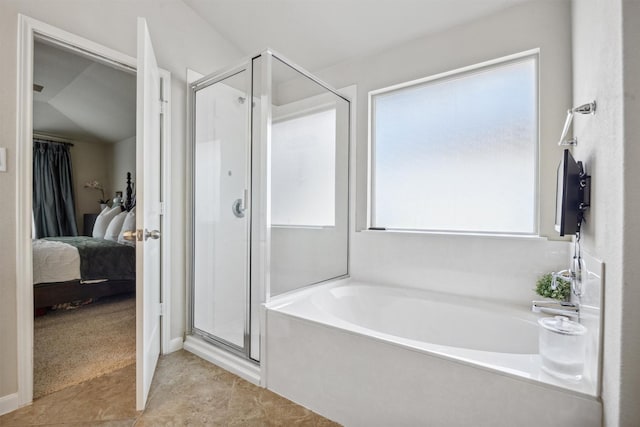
[183,0,530,72]
[33,41,136,144]
[32,1,529,142]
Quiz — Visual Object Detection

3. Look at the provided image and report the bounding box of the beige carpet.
[34,293,136,399]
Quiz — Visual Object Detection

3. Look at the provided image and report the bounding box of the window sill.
[272,224,336,230]
[356,228,548,241]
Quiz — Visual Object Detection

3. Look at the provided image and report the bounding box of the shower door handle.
[232,189,248,218]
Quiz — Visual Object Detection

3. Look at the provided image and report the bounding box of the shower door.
[189,51,350,364]
[191,66,251,355]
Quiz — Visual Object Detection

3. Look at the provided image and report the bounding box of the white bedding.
[32,239,81,284]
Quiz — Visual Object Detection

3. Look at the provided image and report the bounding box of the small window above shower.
[368,50,539,235]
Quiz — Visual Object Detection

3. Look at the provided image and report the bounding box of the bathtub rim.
[265,277,600,401]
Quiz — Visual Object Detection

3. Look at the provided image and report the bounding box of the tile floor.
[0,350,340,426]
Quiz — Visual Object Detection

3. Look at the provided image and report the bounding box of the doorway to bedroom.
[17,15,171,412]
[30,39,138,401]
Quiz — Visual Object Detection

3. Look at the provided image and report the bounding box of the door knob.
[122,230,139,242]
[123,229,160,241]
[144,229,161,240]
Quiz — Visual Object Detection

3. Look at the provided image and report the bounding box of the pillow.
[92,206,122,239]
[104,211,127,241]
[118,208,136,245]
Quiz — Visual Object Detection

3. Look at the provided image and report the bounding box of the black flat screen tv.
[555,149,584,236]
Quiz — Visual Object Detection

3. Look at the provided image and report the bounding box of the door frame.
[15,14,173,407]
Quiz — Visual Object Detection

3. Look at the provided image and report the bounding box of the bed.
[33,173,137,310]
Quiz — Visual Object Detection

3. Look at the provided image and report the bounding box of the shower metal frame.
[187,49,351,363]
[188,61,253,359]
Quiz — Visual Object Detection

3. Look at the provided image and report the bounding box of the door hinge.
[159,302,165,317]
[159,202,165,216]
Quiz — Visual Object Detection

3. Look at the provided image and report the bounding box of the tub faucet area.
[532,259,583,319]
[532,300,580,319]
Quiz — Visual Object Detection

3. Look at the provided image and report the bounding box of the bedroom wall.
[0,0,242,403]
[110,136,136,202]
[286,0,574,304]
[71,139,113,233]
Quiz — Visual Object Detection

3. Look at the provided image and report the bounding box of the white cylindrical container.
[538,315,587,380]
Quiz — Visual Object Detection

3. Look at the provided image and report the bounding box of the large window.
[369,53,538,234]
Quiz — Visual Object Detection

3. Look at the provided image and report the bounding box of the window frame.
[367,49,540,236]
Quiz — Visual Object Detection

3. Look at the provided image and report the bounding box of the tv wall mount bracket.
[576,161,591,233]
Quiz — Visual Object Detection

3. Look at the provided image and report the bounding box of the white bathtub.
[265,278,601,427]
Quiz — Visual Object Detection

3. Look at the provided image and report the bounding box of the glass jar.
[538,315,587,381]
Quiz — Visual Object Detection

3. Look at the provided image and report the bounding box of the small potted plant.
[535,272,572,301]
[84,180,109,210]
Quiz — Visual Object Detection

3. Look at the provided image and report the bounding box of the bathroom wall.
[297,1,575,304]
[620,2,640,424]
[572,0,640,424]
[0,0,242,402]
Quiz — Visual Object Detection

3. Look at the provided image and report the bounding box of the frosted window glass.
[271,109,336,226]
[372,57,537,233]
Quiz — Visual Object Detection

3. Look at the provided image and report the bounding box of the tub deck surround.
[265,278,602,426]
[267,279,599,397]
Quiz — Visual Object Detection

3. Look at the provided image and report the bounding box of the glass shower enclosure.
[189,50,350,363]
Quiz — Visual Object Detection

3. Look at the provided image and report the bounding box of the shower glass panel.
[268,57,350,296]
[192,69,250,351]
[190,50,350,364]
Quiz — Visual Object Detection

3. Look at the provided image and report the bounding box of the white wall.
[573,0,640,425]
[111,136,136,201]
[0,0,242,400]
[305,1,574,304]
[620,2,640,424]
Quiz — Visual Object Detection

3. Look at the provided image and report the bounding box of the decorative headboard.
[124,172,135,212]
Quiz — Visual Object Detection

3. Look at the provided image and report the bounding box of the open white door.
[136,17,163,411]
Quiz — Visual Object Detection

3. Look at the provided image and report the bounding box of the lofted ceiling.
[33,41,136,144]
[183,0,531,72]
